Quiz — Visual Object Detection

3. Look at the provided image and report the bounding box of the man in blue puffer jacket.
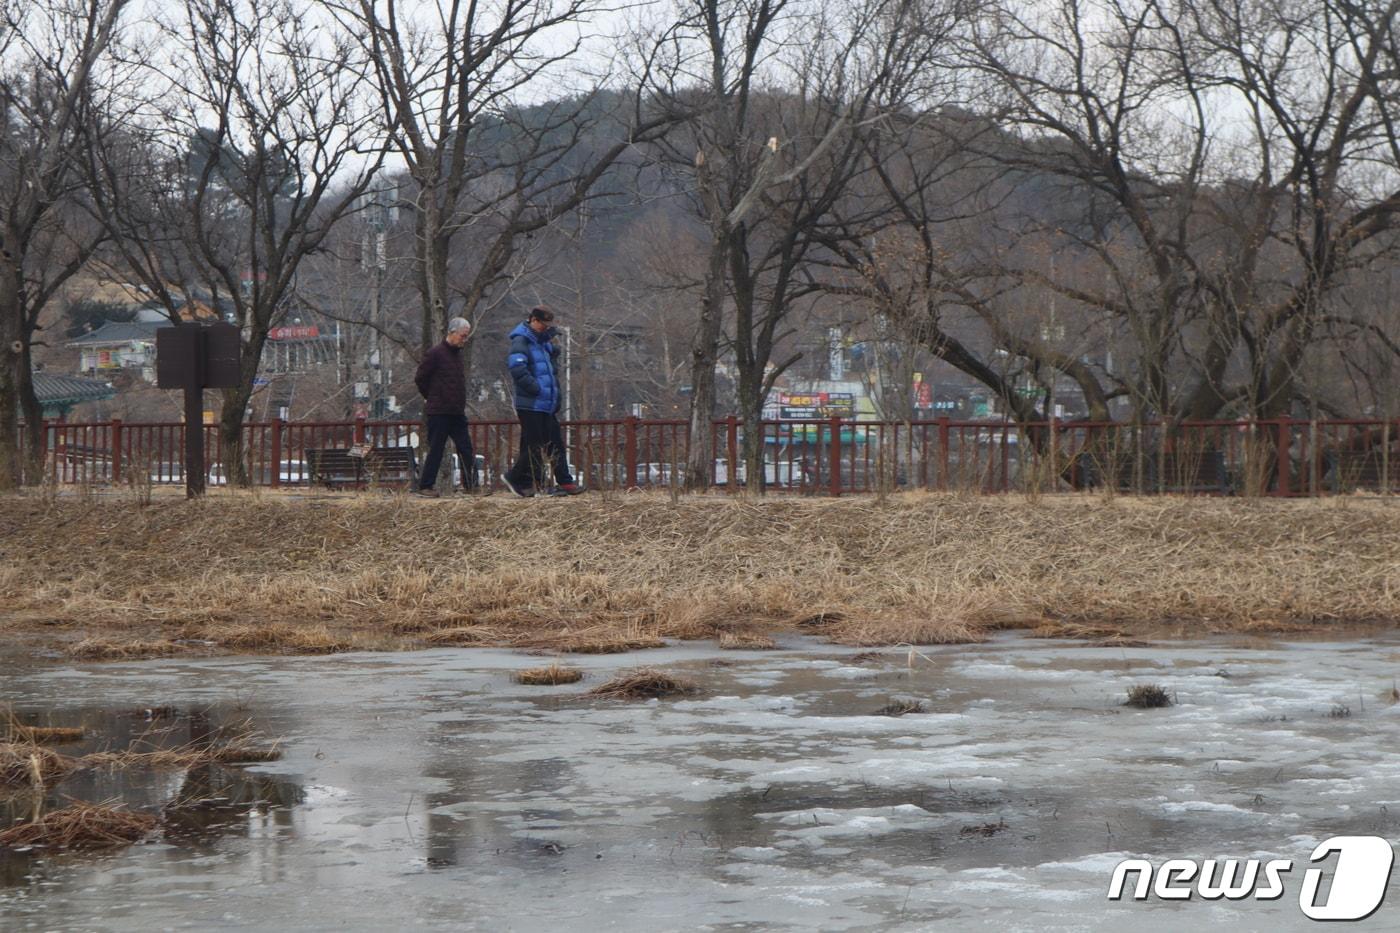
[503,306,581,496]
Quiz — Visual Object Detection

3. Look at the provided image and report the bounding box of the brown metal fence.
[19,415,1400,496]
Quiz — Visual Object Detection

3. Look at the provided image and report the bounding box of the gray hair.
[447,317,471,335]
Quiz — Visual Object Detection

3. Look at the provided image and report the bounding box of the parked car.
[151,460,307,486]
[448,453,491,489]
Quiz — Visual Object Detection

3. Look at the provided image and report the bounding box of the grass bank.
[2,492,1397,659]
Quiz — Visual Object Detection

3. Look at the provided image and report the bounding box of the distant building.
[32,371,116,418]
[66,320,162,381]
[261,325,338,374]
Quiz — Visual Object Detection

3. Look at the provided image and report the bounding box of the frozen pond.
[3,634,1400,930]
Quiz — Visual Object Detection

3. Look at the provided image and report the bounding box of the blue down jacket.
[506,322,561,413]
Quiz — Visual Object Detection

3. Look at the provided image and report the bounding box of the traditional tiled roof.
[66,320,161,347]
[32,372,117,406]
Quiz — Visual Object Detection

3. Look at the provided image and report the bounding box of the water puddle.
[3,636,1400,929]
[1,706,301,889]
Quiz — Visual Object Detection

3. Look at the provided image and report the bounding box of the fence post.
[270,416,284,489]
[624,415,638,488]
[726,415,739,494]
[829,416,842,497]
[110,418,123,485]
[1275,418,1291,497]
[938,417,950,491]
[353,414,367,446]
[48,419,61,484]
[1385,420,1394,497]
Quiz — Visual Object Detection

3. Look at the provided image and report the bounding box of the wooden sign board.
[155,325,198,389]
[155,323,243,497]
[157,324,242,389]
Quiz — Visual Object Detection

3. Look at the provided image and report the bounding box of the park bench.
[1319,447,1400,493]
[1072,448,1232,494]
[305,446,418,489]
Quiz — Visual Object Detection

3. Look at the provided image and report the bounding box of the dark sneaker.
[414,487,441,498]
[503,476,534,498]
[555,483,584,495]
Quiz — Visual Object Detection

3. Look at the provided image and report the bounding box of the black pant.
[420,414,477,490]
[505,410,573,489]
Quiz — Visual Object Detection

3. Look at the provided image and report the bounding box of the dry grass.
[585,668,699,700]
[1031,622,1133,640]
[1125,684,1173,708]
[3,494,1400,656]
[67,638,188,660]
[209,623,354,654]
[874,699,928,717]
[553,633,668,654]
[0,801,156,850]
[74,716,280,771]
[718,632,778,650]
[8,726,83,745]
[0,743,73,788]
[513,663,585,686]
[1,707,83,745]
[959,818,1009,838]
[208,745,282,764]
[77,744,282,770]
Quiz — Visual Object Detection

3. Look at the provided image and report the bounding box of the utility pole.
[363,188,390,418]
[561,324,573,423]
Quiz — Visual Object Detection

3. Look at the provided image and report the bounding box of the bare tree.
[952,0,1400,426]
[0,0,128,488]
[330,0,678,404]
[645,0,953,491]
[87,0,384,484]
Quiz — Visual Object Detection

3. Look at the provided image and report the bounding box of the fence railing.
[18,415,1400,496]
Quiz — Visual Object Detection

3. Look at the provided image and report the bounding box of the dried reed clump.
[554,634,667,654]
[586,669,699,700]
[5,495,1400,656]
[1031,622,1132,641]
[959,818,1009,838]
[77,745,282,770]
[1,707,83,745]
[513,664,585,686]
[0,802,156,850]
[209,745,283,764]
[9,726,83,745]
[874,699,928,717]
[826,613,985,647]
[75,717,281,771]
[424,626,520,647]
[67,639,187,661]
[213,624,352,654]
[718,632,778,650]
[1125,684,1173,708]
[0,743,73,788]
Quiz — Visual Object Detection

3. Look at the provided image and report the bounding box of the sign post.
[157,323,241,498]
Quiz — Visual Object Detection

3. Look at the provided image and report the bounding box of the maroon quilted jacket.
[415,341,466,416]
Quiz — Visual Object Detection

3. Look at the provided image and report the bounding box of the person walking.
[503,306,581,497]
[413,317,479,497]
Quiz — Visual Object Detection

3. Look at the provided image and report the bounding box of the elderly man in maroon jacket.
[413,317,478,497]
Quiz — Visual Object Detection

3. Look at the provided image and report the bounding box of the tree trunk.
[684,241,726,491]
[737,368,765,498]
[17,344,44,485]
[219,383,252,488]
[218,333,265,487]
[0,267,23,490]
[0,355,20,491]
